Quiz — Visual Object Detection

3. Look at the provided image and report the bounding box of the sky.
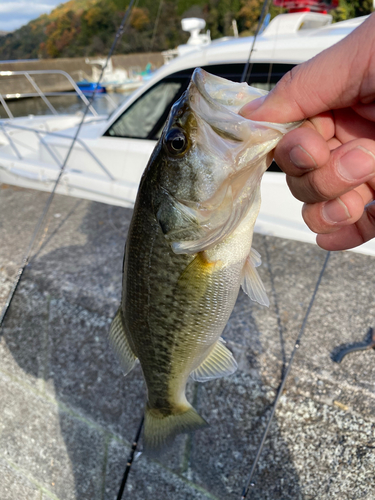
[0,0,70,32]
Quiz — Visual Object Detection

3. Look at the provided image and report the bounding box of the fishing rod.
[241,250,331,499]
[241,0,273,84]
[116,415,144,500]
[150,0,163,51]
[0,0,136,330]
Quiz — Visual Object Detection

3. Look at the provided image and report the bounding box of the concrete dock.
[1,183,374,500]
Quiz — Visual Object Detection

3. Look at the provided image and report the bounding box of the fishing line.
[239,9,330,489]
[150,0,163,51]
[266,3,283,91]
[241,0,273,84]
[116,415,144,500]
[241,250,331,499]
[0,0,136,329]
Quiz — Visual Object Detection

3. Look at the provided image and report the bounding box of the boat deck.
[1,183,374,500]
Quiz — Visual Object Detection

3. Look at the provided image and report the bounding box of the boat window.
[250,82,276,91]
[104,63,294,142]
[105,80,184,139]
[200,62,295,90]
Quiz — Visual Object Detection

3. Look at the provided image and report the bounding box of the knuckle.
[307,177,330,201]
[277,65,300,92]
[280,66,311,116]
[304,170,332,202]
[286,175,305,201]
[274,145,291,171]
[286,174,328,203]
[301,203,320,233]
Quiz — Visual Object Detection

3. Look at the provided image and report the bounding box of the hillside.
[0,0,372,60]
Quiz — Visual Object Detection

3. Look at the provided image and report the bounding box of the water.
[0,92,130,119]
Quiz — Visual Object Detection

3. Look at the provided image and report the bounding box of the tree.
[0,0,372,60]
[332,0,373,22]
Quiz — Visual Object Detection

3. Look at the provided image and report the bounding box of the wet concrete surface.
[0,184,374,500]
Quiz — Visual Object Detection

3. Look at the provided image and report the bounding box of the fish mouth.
[189,68,300,144]
[191,68,266,115]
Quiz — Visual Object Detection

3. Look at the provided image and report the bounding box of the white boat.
[78,57,146,93]
[0,12,372,254]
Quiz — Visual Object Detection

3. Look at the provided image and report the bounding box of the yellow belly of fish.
[162,208,257,405]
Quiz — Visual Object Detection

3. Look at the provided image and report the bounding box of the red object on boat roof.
[273,0,339,13]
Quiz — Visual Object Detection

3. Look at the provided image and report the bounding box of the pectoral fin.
[190,338,237,382]
[109,308,138,376]
[241,248,269,307]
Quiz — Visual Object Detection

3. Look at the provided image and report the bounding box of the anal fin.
[241,248,269,307]
[109,308,137,376]
[190,338,237,382]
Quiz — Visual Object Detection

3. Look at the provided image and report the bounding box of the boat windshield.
[106,80,183,139]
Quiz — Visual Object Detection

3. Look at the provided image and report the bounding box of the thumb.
[240,13,375,123]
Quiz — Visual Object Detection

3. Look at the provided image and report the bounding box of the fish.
[109,68,301,456]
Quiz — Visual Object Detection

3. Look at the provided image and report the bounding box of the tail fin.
[143,404,208,457]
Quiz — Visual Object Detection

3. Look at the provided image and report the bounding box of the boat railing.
[0,120,115,181]
[0,69,118,119]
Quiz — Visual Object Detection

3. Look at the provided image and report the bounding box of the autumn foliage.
[0,0,372,60]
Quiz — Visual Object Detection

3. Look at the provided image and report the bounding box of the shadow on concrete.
[1,191,302,499]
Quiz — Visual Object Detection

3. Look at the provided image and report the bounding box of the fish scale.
[109,68,301,455]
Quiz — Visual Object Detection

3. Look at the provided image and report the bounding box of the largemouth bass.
[110,68,300,455]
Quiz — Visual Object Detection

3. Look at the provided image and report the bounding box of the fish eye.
[165,128,188,156]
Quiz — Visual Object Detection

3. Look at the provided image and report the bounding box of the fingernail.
[239,96,266,118]
[289,145,317,169]
[322,197,351,224]
[338,146,375,181]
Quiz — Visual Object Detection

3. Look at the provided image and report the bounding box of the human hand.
[240,13,375,251]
